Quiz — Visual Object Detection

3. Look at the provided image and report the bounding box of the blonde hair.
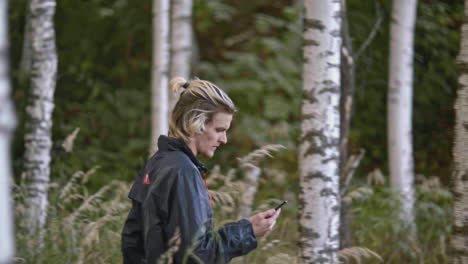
[169,77,237,142]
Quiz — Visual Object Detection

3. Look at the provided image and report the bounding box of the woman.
[121,77,281,264]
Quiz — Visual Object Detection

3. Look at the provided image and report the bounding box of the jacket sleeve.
[143,166,257,264]
[121,200,145,264]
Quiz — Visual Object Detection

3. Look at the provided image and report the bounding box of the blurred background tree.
[387,0,418,233]
[450,0,468,261]
[151,0,170,155]
[0,0,16,262]
[20,0,58,248]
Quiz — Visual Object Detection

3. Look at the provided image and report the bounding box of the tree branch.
[340,149,366,196]
[354,1,384,61]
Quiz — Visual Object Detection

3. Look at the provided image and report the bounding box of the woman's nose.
[220,133,227,144]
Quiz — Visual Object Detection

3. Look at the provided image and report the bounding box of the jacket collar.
[157,135,207,174]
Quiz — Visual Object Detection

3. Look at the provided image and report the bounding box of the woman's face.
[191,112,233,158]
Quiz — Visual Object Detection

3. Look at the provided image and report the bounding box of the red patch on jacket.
[143,172,150,184]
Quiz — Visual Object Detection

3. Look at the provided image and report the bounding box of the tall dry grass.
[14,166,131,264]
[13,146,452,264]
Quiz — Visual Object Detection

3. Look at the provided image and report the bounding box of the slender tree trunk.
[19,0,32,73]
[0,1,17,263]
[169,0,193,112]
[450,1,468,262]
[339,0,355,249]
[339,0,354,180]
[151,0,170,155]
[298,0,341,263]
[22,0,58,242]
[238,165,261,219]
[387,0,417,228]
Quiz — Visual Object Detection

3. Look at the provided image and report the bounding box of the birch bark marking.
[299,1,341,263]
[22,0,57,239]
[151,0,170,154]
[450,1,468,261]
[0,0,17,262]
[169,0,193,113]
[387,0,417,228]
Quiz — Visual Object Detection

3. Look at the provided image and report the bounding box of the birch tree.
[0,0,17,262]
[298,0,341,263]
[169,0,193,112]
[22,0,58,240]
[387,0,417,227]
[151,0,171,154]
[450,0,468,261]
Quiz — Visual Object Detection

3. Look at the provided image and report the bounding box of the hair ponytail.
[169,77,188,94]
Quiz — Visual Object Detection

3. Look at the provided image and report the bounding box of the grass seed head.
[338,247,383,264]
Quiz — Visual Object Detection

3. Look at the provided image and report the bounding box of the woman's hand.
[248,209,281,237]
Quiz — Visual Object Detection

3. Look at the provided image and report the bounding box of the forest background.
[8,0,463,263]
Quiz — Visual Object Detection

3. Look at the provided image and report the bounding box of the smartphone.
[275,200,288,211]
[265,200,287,219]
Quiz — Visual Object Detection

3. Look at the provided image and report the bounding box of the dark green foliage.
[412,1,462,182]
[10,0,153,189]
[351,181,452,263]
[347,0,463,182]
[195,4,302,173]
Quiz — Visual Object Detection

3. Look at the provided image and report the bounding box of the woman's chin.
[207,151,215,158]
[201,150,215,158]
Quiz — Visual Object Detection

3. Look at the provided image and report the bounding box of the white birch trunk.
[0,1,17,262]
[169,0,193,112]
[20,0,32,73]
[151,0,170,154]
[387,0,417,227]
[298,1,341,263]
[450,1,468,261]
[22,0,57,240]
[238,165,261,219]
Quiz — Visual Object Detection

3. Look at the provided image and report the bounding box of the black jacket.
[121,136,257,264]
